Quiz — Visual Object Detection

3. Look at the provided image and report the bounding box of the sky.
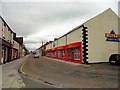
[1,0,119,51]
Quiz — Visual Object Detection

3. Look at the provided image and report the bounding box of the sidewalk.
[44,57,91,67]
[2,69,26,88]
[2,56,28,89]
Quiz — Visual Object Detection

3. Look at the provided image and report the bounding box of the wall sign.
[105,30,120,42]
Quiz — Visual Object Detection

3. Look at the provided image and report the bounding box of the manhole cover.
[8,74,14,77]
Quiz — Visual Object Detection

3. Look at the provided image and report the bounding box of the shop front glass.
[74,47,80,60]
[62,50,64,59]
[52,51,56,58]
[58,50,61,58]
[67,47,80,60]
[58,50,65,59]
[46,52,50,57]
[67,48,73,59]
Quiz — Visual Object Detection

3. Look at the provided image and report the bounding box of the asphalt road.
[20,73,56,88]
[21,54,120,88]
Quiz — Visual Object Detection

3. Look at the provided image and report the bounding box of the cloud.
[1,1,119,50]
[25,43,41,51]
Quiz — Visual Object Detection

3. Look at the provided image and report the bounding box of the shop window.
[58,50,61,58]
[67,48,73,59]
[74,48,80,60]
[58,50,64,59]
[62,50,64,58]
[52,51,56,58]
[46,52,50,57]
[67,48,80,60]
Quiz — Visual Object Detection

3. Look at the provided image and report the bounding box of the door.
[1,46,5,64]
[7,47,12,62]
[1,49,4,64]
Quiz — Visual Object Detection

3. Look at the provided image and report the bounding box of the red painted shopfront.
[66,42,82,64]
[45,49,52,58]
[45,42,82,64]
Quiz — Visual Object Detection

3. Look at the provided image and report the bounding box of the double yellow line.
[19,61,27,76]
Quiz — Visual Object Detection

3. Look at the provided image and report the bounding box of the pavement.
[1,56,28,89]
[44,57,91,67]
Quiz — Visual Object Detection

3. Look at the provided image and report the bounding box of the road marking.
[19,62,27,76]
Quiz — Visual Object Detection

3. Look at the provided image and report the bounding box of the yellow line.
[19,62,27,76]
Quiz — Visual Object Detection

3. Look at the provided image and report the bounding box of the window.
[61,50,64,58]
[58,50,61,58]
[53,43,55,47]
[58,50,64,59]
[46,52,50,57]
[74,48,80,60]
[67,48,80,60]
[67,48,73,59]
[52,51,56,58]
[2,28,5,39]
[3,24,6,38]
[2,46,4,57]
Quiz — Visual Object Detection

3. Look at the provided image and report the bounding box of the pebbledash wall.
[45,8,120,64]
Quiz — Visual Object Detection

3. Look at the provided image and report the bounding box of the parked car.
[109,54,120,65]
[33,53,40,58]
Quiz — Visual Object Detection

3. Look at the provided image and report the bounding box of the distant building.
[44,8,119,64]
[22,44,29,56]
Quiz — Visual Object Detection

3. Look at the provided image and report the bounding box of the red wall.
[45,42,82,64]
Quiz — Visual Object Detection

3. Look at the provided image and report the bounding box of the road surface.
[21,54,120,88]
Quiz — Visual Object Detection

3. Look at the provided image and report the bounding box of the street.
[1,1,120,89]
[21,54,120,88]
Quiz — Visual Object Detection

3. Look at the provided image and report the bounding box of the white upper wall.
[67,27,82,45]
[58,36,66,47]
[46,43,52,50]
[51,40,58,48]
[85,8,119,63]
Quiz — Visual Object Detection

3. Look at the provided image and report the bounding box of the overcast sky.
[1,0,119,51]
